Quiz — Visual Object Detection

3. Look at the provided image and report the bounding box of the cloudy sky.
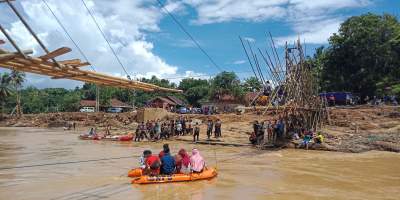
[0,0,398,89]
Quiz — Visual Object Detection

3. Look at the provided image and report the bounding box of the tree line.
[0,71,260,114]
[307,13,400,99]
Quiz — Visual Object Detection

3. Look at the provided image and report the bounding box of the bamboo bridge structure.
[0,0,181,93]
[0,44,181,93]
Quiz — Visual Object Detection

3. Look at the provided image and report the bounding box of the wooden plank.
[0,53,17,62]
[71,61,90,68]
[28,57,43,64]
[14,57,33,65]
[39,47,71,60]
[51,73,87,79]
[1,64,60,77]
[58,59,81,65]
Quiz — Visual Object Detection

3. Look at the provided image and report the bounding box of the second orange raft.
[131,167,218,184]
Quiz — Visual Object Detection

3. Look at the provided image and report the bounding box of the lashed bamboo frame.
[0,46,182,93]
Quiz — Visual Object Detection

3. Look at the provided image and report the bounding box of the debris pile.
[1,112,138,129]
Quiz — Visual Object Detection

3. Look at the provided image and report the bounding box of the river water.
[0,127,399,200]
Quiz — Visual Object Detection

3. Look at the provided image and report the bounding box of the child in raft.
[141,150,161,176]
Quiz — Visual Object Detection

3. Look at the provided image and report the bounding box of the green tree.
[210,71,244,101]
[316,13,400,97]
[81,83,96,100]
[242,76,261,92]
[10,70,25,117]
[20,86,46,113]
[179,78,210,106]
[0,73,12,118]
[60,91,81,112]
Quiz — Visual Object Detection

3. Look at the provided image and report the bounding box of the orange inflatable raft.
[131,167,218,184]
[128,168,143,177]
[79,135,101,140]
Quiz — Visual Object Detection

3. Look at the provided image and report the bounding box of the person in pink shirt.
[190,148,205,173]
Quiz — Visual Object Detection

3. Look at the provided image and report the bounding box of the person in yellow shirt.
[315,132,324,144]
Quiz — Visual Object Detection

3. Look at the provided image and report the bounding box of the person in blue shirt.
[160,147,175,175]
[276,119,285,139]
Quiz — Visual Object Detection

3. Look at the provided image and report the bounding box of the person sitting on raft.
[175,149,191,174]
[143,150,161,176]
[190,148,205,173]
[160,146,175,175]
[159,143,169,159]
[139,150,151,169]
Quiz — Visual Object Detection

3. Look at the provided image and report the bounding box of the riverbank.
[1,105,399,153]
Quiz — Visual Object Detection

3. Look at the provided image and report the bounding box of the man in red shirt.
[144,151,160,176]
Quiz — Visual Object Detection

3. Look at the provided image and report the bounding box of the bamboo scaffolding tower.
[241,34,328,133]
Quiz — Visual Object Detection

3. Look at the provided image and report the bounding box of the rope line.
[80,0,130,78]
[42,0,95,71]
[156,0,223,72]
[0,155,135,171]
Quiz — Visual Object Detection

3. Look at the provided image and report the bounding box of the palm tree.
[0,73,12,119]
[10,70,25,118]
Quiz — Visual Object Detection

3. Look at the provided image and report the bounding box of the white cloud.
[184,0,288,24]
[184,0,370,24]
[275,18,343,45]
[168,70,208,84]
[0,0,195,88]
[1,21,47,55]
[233,60,246,65]
[133,70,208,85]
[184,0,371,45]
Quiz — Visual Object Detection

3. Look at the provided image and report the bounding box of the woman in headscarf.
[176,149,191,174]
[190,148,205,173]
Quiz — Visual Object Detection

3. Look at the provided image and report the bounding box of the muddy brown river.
[0,127,399,200]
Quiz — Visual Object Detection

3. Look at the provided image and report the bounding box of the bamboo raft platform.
[0,43,181,93]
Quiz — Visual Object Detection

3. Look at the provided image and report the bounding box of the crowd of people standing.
[249,119,285,145]
[134,116,222,142]
[249,113,325,149]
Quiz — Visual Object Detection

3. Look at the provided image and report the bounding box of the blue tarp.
[319,92,353,104]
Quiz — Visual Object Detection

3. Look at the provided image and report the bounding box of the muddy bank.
[286,132,400,153]
[0,112,138,129]
[180,105,400,153]
[1,105,399,153]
